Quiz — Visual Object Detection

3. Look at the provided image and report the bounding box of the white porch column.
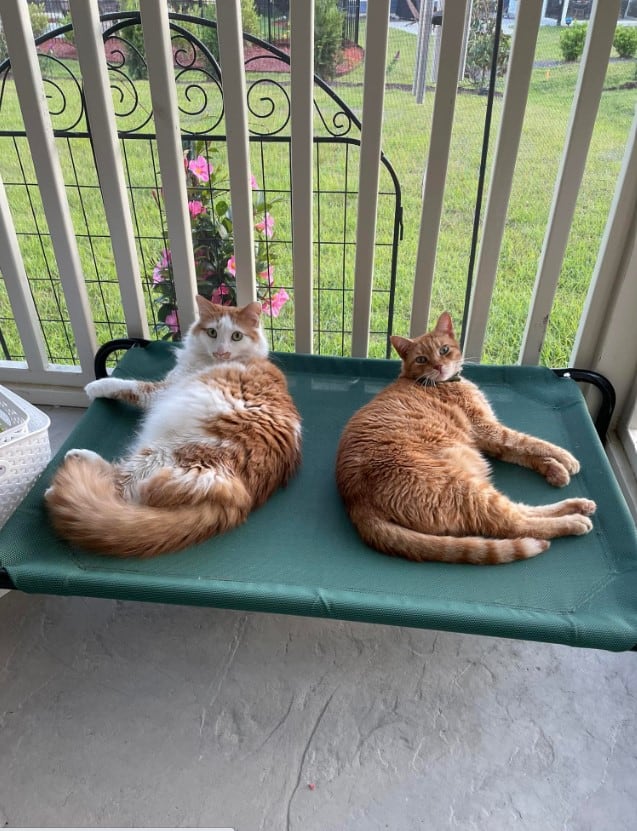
[520,0,620,364]
[289,0,314,353]
[139,0,198,330]
[70,0,149,340]
[351,0,391,357]
[0,0,97,372]
[216,0,257,306]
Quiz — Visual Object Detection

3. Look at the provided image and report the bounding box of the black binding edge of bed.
[3,341,632,651]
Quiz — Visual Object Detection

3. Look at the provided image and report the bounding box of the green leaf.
[157,304,177,323]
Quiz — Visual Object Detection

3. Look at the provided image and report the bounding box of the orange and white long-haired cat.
[335,312,596,565]
[46,296,301,558]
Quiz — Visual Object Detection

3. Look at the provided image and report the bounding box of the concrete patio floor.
[0,406,635,830]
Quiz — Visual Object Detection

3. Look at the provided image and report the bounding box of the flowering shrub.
[151,142,289,339]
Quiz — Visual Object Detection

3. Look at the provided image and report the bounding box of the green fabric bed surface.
[2,341,637,651]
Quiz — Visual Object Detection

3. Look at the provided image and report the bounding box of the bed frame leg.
[0,568,16,590]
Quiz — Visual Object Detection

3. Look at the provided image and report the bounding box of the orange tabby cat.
[336,312,596,564]
[46,296,301,558]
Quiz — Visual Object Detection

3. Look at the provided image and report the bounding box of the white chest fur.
[133,373,244,451]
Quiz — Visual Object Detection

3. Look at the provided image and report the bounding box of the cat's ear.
[390,335,413,360]
[434,312,455,338]
[240,301,262,327]
[196,294,217,318]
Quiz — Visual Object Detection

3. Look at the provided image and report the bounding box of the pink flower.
[188,200,206,218]
[165,310,180,333]
[188,155,213,183]
[250,174,259,190]
[261,288,289,318]
[255,212,275,238]
[226,256,236,276]
[211,283,230,304]
[257,265,275,286]
[153,248,171,283]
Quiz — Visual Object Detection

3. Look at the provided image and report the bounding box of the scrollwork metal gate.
[0,11,402,364]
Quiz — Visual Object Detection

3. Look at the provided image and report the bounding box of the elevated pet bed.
[1,339,636,652]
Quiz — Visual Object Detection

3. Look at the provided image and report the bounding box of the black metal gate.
[0,10,402,362]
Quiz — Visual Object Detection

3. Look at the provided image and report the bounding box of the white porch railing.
[0,0,636,501]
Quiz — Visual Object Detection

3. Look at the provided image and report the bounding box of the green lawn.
[531,25,564,62]
[332,21,636,364]
[0,21,635,365]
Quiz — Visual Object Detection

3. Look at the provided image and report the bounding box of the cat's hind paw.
[567,515,594,535]
[573,498,596,516]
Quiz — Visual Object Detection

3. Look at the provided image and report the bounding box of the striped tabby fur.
[335,313,595,565]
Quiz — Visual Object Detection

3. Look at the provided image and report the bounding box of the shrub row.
[560,23,637,62]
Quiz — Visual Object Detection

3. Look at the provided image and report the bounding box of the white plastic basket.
[0,387,30,446]
[0,385,51,529]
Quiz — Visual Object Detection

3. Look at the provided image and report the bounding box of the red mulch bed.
[38,38,124,63]
[335,43,365,76]
[38,36,365,78]
[244,42,364,76]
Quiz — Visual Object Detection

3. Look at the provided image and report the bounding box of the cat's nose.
[434,364,443,373]
[214,349,231,360]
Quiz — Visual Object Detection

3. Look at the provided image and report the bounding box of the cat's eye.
[206,328,217,339]
[231,331,243,342]
[415,356,428,364]
[439,345,450,356]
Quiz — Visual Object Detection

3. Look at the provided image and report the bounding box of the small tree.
[559,23,587,62]
[28,2,49,38]
[465,0,511,89]
[314,0,344,82]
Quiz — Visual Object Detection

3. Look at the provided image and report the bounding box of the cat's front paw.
[85,378,113,400]
[554,448,580,476]
[543,458,572,487]
[65,447,103,462]
[85,378,132,401]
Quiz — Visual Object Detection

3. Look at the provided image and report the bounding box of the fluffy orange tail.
[46,452,252,558]
[348,506,549,565]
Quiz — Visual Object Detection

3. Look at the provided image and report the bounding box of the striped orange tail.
[348,506,549,565]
